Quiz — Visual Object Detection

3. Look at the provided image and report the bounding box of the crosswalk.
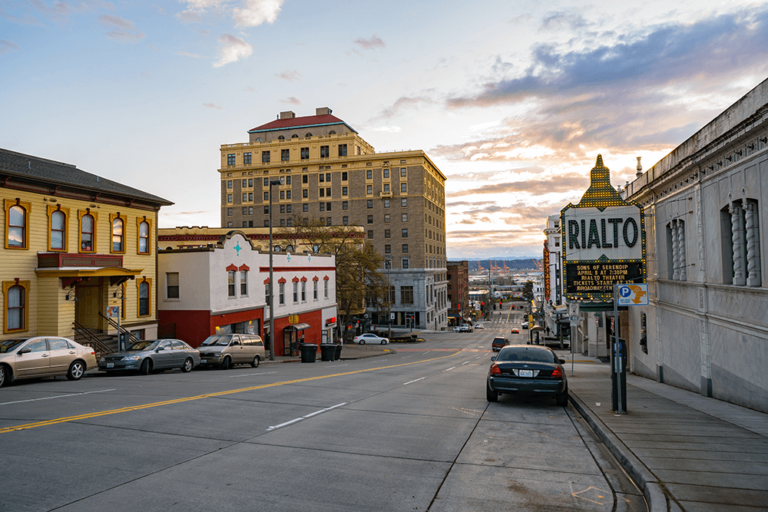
[478,312,525,325]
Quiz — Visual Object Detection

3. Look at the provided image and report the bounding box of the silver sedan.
[99,339,200,375]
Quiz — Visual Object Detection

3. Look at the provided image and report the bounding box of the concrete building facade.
[623,79,768,412]
[218,108,449,331]
[158,231,337,354]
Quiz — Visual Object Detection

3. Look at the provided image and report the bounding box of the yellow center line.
[0,350,462,434]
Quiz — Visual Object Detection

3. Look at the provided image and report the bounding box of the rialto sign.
[560,155,646,300]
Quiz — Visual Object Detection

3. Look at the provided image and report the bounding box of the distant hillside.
[466,259,541,272]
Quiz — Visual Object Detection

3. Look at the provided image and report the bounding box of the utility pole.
[267,178,282,360]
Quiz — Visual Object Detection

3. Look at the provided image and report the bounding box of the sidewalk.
[561,355,768,511]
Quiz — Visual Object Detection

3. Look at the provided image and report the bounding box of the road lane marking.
[267,402,347,431]
[462,361,469,365]
[443,367,456,372]
[0,351,460,434]
[0,389,115,406]
[230,372,277,378]
[403,377,426,385]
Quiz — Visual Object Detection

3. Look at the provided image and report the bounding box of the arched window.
[81,214,94,251]
[50,210,65,250]
[286,245,294,252]
[112,217,124,252]
[138,220,149,254]
[273,245,281,252]
[328,130,336,135]
[8,205,25,248]
[138,281,149,316]
[291,134,299,138]
[6,285,25,331]
[255,137,262,141]
[278,135,285,140]
[305,133,312,138]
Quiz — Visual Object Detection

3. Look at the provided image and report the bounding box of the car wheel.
[359,340,365,345]
[380,339,385,345]
[220,356,231,370]
[182,358,194,373]
[0,365,6,387]
[557,389,568,407]
[486,382,498,402]
[140,358,152,375]
[251,355,260,368]
[66,360,85,381]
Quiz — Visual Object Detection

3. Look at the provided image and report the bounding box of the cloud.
[232,0,284,27]
[279,97,301,105]
[177,50,202,58]
[98,14,144,41]
[440,9,768,162]
[374,96,435,119]
[354,34,385,50]
[203,103,222,110]
[447,174,588,198]
[0,40,20,54]
[539,11,590,30]
[276,69,300,81]
[213,33,252,67]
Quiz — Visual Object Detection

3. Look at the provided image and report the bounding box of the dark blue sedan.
[487,345,568,405]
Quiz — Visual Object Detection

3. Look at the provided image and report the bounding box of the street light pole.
[386,256,392,340]
[268,179,282,361]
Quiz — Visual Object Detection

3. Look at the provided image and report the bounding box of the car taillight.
[490,364,502,376]
[551,367,563,379]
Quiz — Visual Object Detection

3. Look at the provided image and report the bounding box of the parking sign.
[617,284,649,306]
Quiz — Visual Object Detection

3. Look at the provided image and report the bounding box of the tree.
[522,280,534,301]
[278,216,387,336]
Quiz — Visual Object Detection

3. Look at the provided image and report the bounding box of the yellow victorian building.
[1,148,173,350]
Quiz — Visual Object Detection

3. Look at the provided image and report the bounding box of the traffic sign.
[617,284,649,306]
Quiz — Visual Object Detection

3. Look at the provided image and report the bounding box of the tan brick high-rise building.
[219,108,448,330]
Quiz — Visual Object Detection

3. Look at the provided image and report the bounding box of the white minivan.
[197,334,265,369]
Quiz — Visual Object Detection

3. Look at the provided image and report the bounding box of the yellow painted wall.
[1,187,159,340]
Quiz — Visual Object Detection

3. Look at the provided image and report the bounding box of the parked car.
[197,334,265,369]
[354,333,389,345]
[511,328,520,334]
[491,337,508,352]
[99,339,200,374]
[475,324,485,329]
[0,337,97,387]
[486,345,567,405]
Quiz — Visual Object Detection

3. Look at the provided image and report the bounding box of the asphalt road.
[0,311,645,512]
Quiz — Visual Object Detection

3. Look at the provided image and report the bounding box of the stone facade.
[624,78,768,412]
[218,108,449,330]
[446,260,469,324]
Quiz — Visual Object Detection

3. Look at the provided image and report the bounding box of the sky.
[2,0,768,259]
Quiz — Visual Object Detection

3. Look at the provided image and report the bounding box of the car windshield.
[200,335,232,347]
[0,339,29,353]
[127,341,159,351]
[493,338,506,343]
[497,348,556,363]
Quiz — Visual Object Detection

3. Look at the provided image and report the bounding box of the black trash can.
[334,344,342,361]
[299,343,317,363]
[320,344,336,361]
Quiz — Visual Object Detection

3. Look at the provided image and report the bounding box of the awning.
[283,323,311,331]
[35,267,143,288]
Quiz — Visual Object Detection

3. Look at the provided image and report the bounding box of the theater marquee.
[561,155,646,300]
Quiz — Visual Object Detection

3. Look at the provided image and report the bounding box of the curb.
[568,391,667,511]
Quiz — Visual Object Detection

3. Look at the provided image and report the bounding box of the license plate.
[519,369,533,377]
[106,363,114,368]
[201,360,206,364]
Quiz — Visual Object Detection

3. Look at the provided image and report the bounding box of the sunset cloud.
[354,35,385,50]
[276,70,301,82]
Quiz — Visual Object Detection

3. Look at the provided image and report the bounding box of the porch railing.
[72,321,114,357]
[98,312,141,346]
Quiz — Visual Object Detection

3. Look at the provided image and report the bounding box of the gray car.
[99,339,200,375]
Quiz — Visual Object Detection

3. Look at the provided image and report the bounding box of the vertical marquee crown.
[576,154,626,208]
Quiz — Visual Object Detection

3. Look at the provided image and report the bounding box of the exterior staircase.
[72,322,117,359]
